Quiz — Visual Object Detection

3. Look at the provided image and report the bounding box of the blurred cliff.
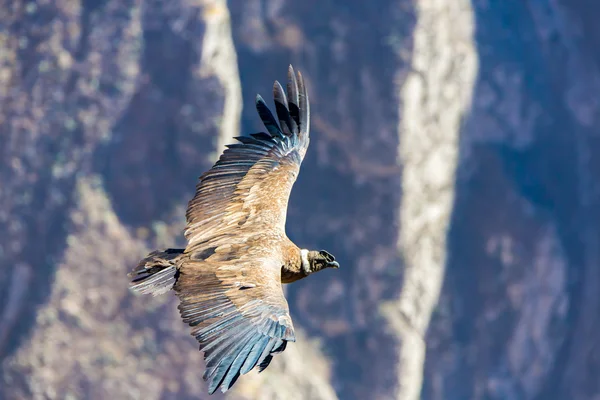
[1,0,600,399]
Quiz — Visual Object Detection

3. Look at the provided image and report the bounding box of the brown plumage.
[128,66,340,395]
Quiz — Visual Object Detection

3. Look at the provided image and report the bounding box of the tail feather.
[128,248,184,296]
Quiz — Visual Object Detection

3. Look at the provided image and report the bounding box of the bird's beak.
[329,261,340,269]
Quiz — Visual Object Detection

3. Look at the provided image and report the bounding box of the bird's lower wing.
[174,259,296,395]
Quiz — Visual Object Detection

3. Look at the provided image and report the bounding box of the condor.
[128,66,340,395]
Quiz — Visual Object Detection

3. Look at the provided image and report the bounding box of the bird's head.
[303,249,340,273]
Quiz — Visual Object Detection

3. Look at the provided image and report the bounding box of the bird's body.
[128,66,339,395]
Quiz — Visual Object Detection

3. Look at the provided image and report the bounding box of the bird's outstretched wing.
[183,65,310,254]
[175,254,295,394]
[176,66,310,394]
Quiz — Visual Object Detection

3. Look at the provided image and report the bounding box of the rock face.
[1,1,600,399]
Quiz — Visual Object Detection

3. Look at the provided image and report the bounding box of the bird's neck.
[280,245,312,284]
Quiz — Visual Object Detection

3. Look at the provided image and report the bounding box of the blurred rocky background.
[1,0,600,399]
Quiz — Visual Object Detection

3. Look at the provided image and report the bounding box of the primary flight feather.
[128,66,340,395]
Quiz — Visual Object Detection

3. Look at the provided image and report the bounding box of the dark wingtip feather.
[273,80,287,105]
[287,65,300,134]
[253,66,310,145]
[287,65,297,97]
[273,80,293,137]
[256,94,284,138]
[258,355,273,373]
[296,70,310,138]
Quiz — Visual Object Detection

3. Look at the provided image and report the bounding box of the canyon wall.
[2,1,600,399]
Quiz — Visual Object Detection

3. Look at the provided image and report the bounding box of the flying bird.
[128,65,340,395]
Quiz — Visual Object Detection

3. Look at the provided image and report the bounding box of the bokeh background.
[1,0,600,399]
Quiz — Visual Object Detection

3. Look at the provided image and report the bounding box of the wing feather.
[297,70,310,139]
[273,81,293,137]
[286,66,300,135]
[175,263,295,394]
[255,95,285,138]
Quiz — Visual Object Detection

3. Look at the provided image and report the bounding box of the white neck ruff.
[300,249,310,274]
